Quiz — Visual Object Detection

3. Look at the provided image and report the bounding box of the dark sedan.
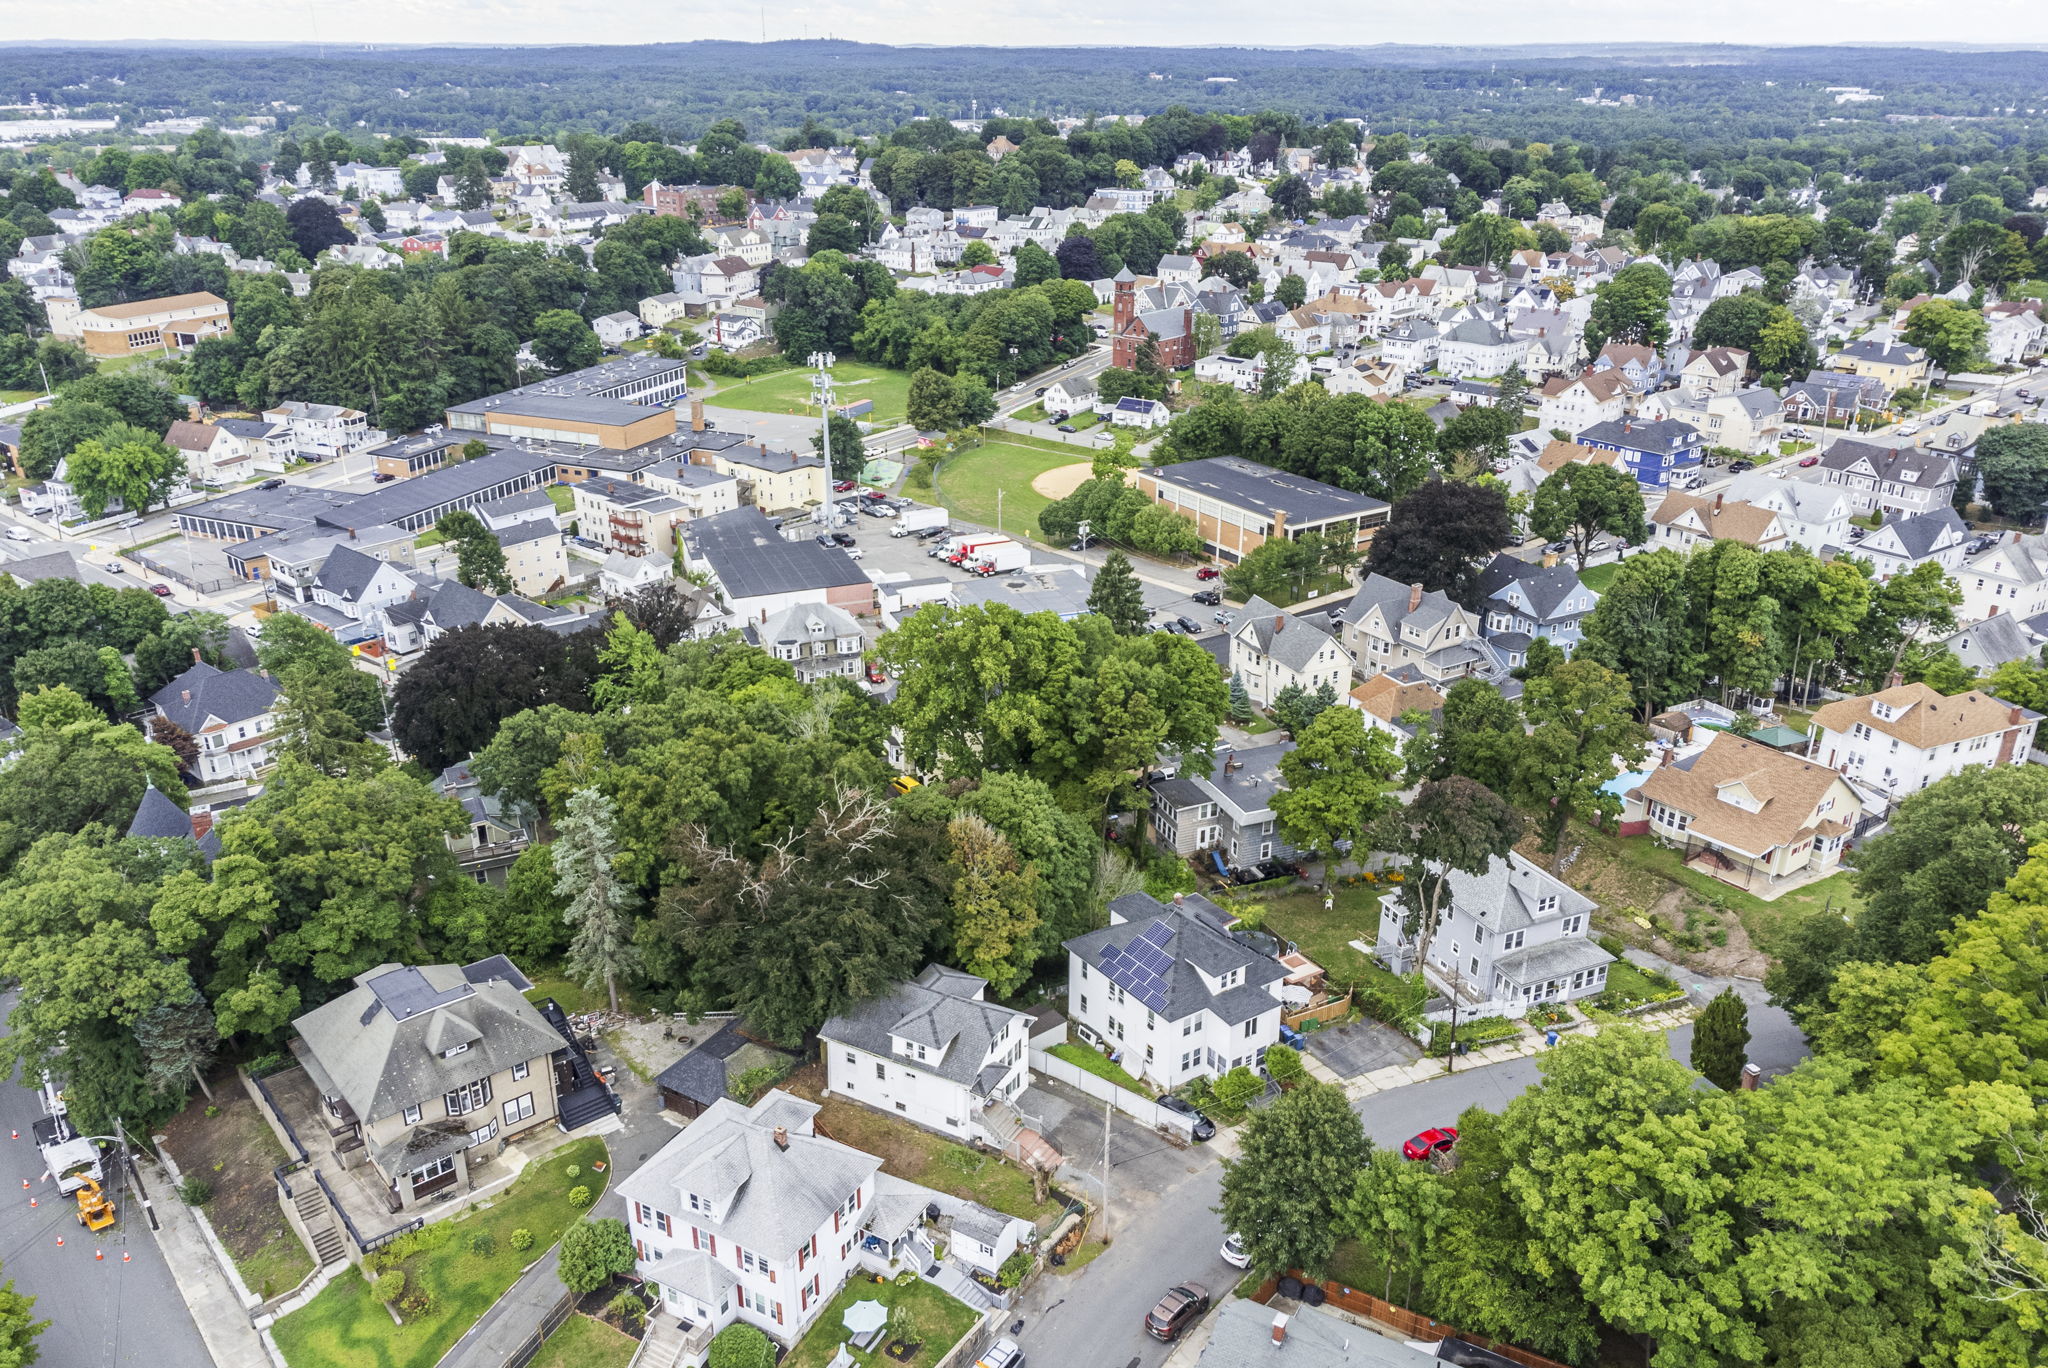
[1144,1283,1211,1341]
[1159,1095,1216,1142]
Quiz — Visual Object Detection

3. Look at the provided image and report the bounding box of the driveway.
[0,992,217,1368]
[1009,1077,1229,1368]
[1305,1019,1421,1079]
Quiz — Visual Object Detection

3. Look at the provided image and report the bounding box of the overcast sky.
[4,0,2048,48]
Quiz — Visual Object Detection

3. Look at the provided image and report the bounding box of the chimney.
[190,647,202,663]
[1740,1063,1762,1091]
[190,811,214,839]
[1712,493,1724,514]
[691,400,706,432]
[772,1126,789,1151]
[1172,892,1185,905]
[1408,583,1423,612]
[180,689,191,702]
[1887,670,1904,690]
[1272,1313,1289,1348]
[2013,705,2026,727]
[1273,615,1285,635]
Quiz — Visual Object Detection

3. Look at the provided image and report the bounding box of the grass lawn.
[1053,1240,1107,1275]
[707,362,912,425]
[1235,712,1279,736]
[0,389,43,405]
[1578,562,1620,593]
[545,485,576,513]
[414,530,447,549]
[530,1313,636,1368]
[272,1137,610,1368]
[521,971,648,1017]
[1012,402,1048,423]
[1049,1041,1151,1096]
[934,441,1086,537]
[788,1073,1054,1226]
[783,1275,981,1368]
[1255,887,1410,996]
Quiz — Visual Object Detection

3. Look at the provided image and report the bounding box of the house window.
[1501,931,1526,951]
[1536,895,1558,915]
[1079,994,1088,1014]
[442,1041,469,1059]
[875,1062,885,1081]
[503,1093,535,1126]
[444,1078,492,1117]
[402,1104,423,1125]
[1561,915,1584,936]
[410,1155,455,1186]
[467,1117,500,1148]
[1243,1018,1259,1038]
[512,1060,530,1082]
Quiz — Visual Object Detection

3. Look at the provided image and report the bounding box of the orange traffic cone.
[27,1198,35,1209]
[94,1249,103,1262]
[9,1128,16,1139]
[54,1236,62,1248]
[122,1252,131,1263]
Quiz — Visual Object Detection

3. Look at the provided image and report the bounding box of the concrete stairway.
[292,1183,347,1267]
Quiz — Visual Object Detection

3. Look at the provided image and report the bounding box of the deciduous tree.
[1272,706,1400,863]
[1530,462,1647,569]
[1219,1082,1371,1277]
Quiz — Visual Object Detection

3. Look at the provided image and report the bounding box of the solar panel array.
[1096,918,1179,1013]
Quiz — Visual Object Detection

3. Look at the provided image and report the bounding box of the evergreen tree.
[133,981,218,1100]
[455,159,491,211]
[564,146,602,203]
[553,787,641,1013]
[1227,671,1254,723]
[1086,550,1146,635]
[1691,987,1751,1090]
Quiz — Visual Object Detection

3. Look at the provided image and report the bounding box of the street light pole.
[809,350,837,528]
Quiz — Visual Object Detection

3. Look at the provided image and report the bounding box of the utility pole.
[1100,1094,1112,1245]
[809,351,837,529]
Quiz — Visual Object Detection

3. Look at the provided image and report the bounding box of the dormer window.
[442,1042,469,1059]
[1536,895,1559,916]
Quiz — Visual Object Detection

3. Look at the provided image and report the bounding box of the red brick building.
[1110,268,1196,371]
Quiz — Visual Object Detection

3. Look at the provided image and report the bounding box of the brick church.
[1110,268,1196,371]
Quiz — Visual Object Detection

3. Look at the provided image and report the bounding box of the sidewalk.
[143,1155,277,1368]
[1315,1003,1699,1103]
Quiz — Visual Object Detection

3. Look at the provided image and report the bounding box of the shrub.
[1424,1015,1521,1057]
[608,1290,648,1330]
[1262,1043,1307,1086]
[997,1249,1033,1289]
[374,1271,405,1305]
[177,1177,212,1206]
[558,1217,635,1294]
[1210,1066,1265,1117]
[1596,932,1627,958]
[510,1228,535,1252]
[567,1184,593,1209]
[707,1323,775,1368]
[564,1165,581,1179]
[469,1231,497,1258]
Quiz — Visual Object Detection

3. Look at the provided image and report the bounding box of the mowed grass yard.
[529,1313,636,1368]
[782,1276,981,1368]
[271,1138,610,1368]
[935,441,1087,538]
[706,362,912,425]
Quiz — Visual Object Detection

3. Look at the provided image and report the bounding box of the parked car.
[974,1339,1025,1368]
[1192,589,1222,606]
[816,534,835,547]
[831,532,856,548]
[371,471,397,483]
[1219,1234,1250,1270]
[1798,455,1820,467]
[865,662,887,685]
[1175,616,1202,634]
[101,560,124,574]
[834,480,857,492]
[3,527,32,542]
[1144,1284,1211,1341]
[148,583,173,597]
[1159,1095,1216,1143]
[1196,566,1221,580]
[1402,1126,1459,1161]
[1728,460,1754,473]
[259,478,286,490]
[1543,541,1569,555]
[1057,423,1077,433]
[860,489,889,502]
[1213,610,1236,626]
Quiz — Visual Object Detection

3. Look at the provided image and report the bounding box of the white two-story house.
[1851,507,1970,582]
[1374,851,1614,1007]
[1725,473,1854,555]
[1959,532,2048,625]
[1064,891,1287,1091]
[1809,681,2039,800]
[1537,370,1628,435]
[1228,597,1353,708]
[820,964,1028,1145]
[149,661,282,785]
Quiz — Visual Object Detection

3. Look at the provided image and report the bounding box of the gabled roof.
[820,964,1026,1089]
[164,419,219,453]
[150,661,280,732]
[1632,734,1854,858]
[1477,553,1590,622]
[1818,439,1956,488]
[292,959,558,1124]
[1811,682,2032,751]
[1421,850,1596,936]
[1234,596,1345,674]
[1064,893,1286,1026]
[1651,492,1784,548]
[126,783,194,841]
[1863,506,1967,560]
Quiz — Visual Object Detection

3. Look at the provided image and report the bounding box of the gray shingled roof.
[1233,595,1343,674]
[1065,893,1286,1026]
[1200,1299,1441,1368]
[1490,936,1614,984]
[820,964,1025,1090]
[150,662,280,732]
[126,783,194,841]
[1433,851,1594,936]
[292,960,561,1123]
[618,1092,881,1259]
[684,507,867,600]
[1476,554,1585,623]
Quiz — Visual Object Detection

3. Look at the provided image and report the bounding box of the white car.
[4,527,31,542]
[1220,1232,1251,1269]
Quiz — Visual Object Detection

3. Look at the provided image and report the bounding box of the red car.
[1195,566,1221,580]
[1797,455,1820,467]
[1402,1127,1458,1161]
[865,661,887,684]
[834,480,857,493]
[149,583,174,597]
[1143,1283,1210,1341]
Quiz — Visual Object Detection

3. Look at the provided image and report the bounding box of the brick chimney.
[1271,1313,1289,1348]
[690,400,706,433]
[1408,582,1423,612]
[190,647,202,663]
[1273,615,1285,634]
[180,689,191,702]
[772,1126,789,1151]
[1712,492,1724,514]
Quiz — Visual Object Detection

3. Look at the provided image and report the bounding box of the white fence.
[1028,1048,1198,1141]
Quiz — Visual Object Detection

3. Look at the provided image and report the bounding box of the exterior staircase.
[292,1182,347,1267]
[977,1099,1024,1149]
[926,1260,1004,1313]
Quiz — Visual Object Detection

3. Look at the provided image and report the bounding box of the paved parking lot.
[1305,1019,1423,1078]
[1019,1077,1216,1220]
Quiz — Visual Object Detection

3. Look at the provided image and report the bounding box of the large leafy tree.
[257,612,387,732]
[1584,262,1674,353]
[0,1263,46,1368]
[1272,706,1400,862]
[435,509,514,594]
[64,427,186,517]
[392,622,599,772]
[1902,298,1989,374]
[1372,777,1522,983]
[0,687,186,871]
[1218,1082,1371,1277]
[1529,462,1647,569]
[1514,659,1646,852]
[1577,547,1695,718]
[943,812,1040,997]
[1362,479,1513,609]
[657,788,949,1044]
[1977,424,2048,521]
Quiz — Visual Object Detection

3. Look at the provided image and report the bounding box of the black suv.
[1159,1095,1217,1142]
[1192,589,1221,606]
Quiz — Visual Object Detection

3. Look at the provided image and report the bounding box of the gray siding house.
[1374,851,1613,1007]
[1149,741,1298,873]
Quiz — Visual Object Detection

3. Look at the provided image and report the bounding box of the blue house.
[1576,418,1706,490]
[1474,553,1601,667]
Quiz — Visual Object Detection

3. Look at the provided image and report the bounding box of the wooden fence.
[502,1288,578,1368]
[1251,1275,1572,1368]
[1283,990,1353,1030]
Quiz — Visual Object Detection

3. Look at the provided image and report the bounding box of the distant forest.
[1,41,2046,150]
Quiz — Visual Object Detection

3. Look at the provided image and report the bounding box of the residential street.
[0,991,215,1368]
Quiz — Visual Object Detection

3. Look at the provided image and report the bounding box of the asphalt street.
[0,992,215,1368]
